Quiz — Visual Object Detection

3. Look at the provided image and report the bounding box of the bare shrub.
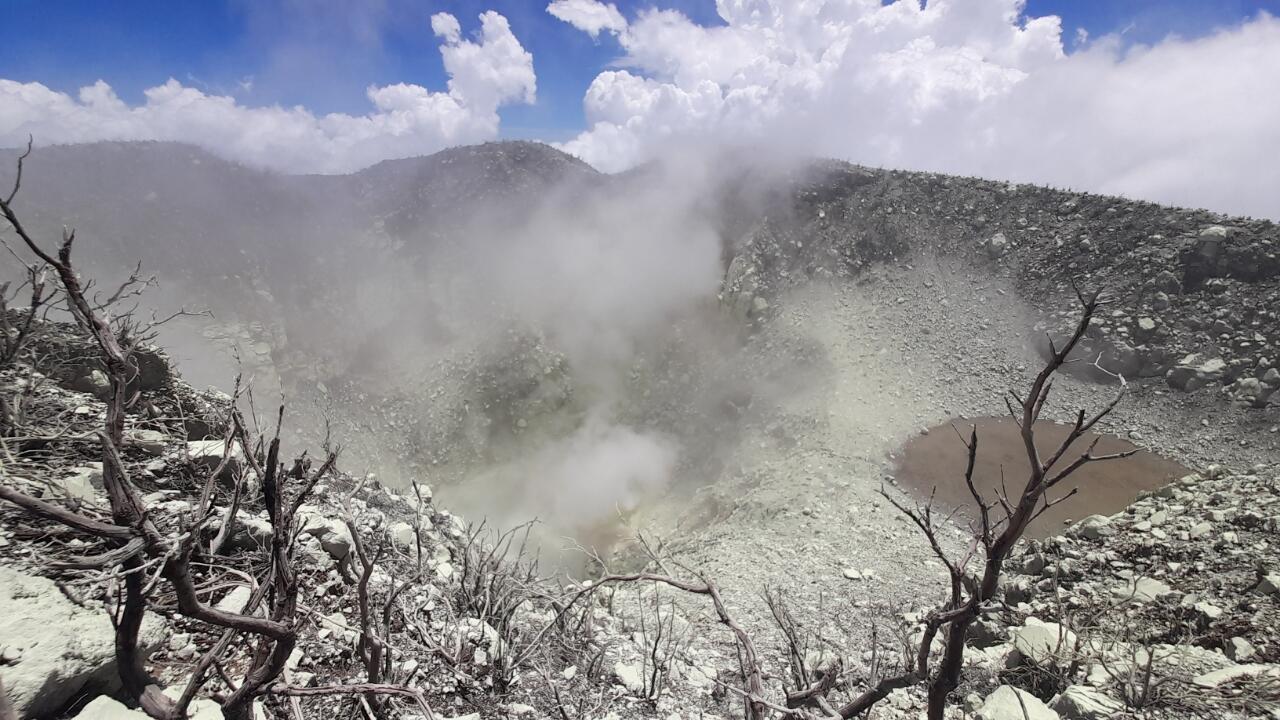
[0,144,436,720]
[454,519,543,688]
[635,583,692,700]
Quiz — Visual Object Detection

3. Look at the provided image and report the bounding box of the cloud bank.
[1,1,1276,218]
[0,11,534,174]
[552,0,1280,219]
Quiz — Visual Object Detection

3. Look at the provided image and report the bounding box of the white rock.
[297,509,353,561]
[1192,663,1280,689]
[234,515,274,549]
[0,567,164,718]
[126,429,169,456]
[1199,225,1230,240]
[1167,355,1227,391]
[1011,621,1076,667]
[615,661,646,694]
[1049,685,1123,720]
[1227,637,1257,662]
[1112,577,1171,602]
[1194,602,1224,622]
[322,611,356,643]
[53,466,103,502]
[976,686,1059,720]
[985,232,1010,259]
[215,585,252,615]
[185,439,243,479]
[968,643,1017,672]
[186,698,225,720]
[389,521,416,550]
[458,618,502,658]
[1073,515,1113,540]
[70,695,149,719]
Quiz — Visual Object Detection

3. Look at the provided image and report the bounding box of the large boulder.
[227,514,274,551]
[1166,354,1226,391]
[70,695,148,719]
[1010,619,1077,667]
[1229,377,1276,408]
[389,521,417,551]
[1071,514,1113,540]
[1049,685,1124,720]
[1192,663,1280,689]
[47,465,103,503]
[132,345,173,392]
[297,507,354,561]
[125,429,170,457]
[984,232,1011,259]
[185,440,243,481]
[614,662,646,695]
[976,686,1059,720]
[0,567,165,719]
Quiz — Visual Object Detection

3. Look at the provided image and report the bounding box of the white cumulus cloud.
[552,0,1280,219]
[0,10,535,174]
[546,0,627,39]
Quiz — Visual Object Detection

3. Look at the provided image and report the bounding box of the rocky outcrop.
[0,567,164,718]
[717,159,1277,410]
[964,466,1280,718]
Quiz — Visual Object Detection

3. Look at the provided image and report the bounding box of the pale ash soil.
[625,255,1279,688]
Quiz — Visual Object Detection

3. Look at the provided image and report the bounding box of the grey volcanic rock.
[1167,354,1227,391]
[993,467,1280,718]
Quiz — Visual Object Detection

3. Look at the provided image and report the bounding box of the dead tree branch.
[834,288,1134,720]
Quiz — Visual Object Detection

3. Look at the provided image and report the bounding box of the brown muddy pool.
[892,417,1191,539]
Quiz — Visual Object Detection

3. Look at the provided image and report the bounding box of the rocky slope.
[723,160,1280,407]
[5,141,1276,413]
[1,140,1278,719]
[959,463,1280,719]
[2,142,1275,491]
[0,318,623,719]
[2,313,1277,719]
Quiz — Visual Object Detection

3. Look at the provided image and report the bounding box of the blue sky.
[1,0,1274,142]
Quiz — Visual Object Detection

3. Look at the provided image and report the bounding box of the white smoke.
[443,409,679,541]
[424,161,725,377]
[529,412,679,525]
